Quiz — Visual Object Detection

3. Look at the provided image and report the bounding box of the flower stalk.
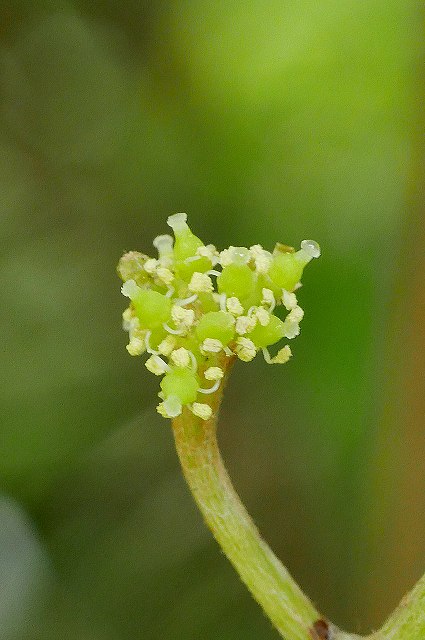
[171,358,425,640]
[118,213,425,640]
[172,353,319,640]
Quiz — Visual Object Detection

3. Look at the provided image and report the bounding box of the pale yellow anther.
[157,335,177,356]
[201,338,223,354]
[249,244,264,257]
[218,248,234,267]
[191,402,212,420]
[117,251,147,282]
[204,366,224,381]
[145,355,168,375]
[123,311,146,349]
[226,296,244,316]
[235,315,257,335]
[288,306,304,323]
[170,347,191,368]
[250,245,272,274]
[255,307,271,327]
[196,244,219,263]
[122,307,136,331]
[171,305,195,328]
[261,288,275,307]
[282,289,298,310]
[188,272,214,294]
[271,345,292,364]
[122,307,133,323]
[156,402,169,418]
[283,319,300,339]
[256,255,272,274]
[235,337,257,362]
[156,267,174,286]
[144,258,159,275]
[126,337,146,356]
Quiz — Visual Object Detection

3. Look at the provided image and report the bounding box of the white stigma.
[219,246,250,267]
[191,403,212,420]
[167,212,188,233]
[301,239,321,259]
[230,246,250,264]
[153,234,174,258]
[121,279,141,300]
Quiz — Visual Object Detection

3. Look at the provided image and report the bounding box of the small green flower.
[118,213,320,419]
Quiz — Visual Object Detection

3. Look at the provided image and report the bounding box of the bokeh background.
[1,1,424,638]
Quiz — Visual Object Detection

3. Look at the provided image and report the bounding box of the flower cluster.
[118,213,320,420]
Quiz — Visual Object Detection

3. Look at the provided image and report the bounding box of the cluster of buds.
[118,214,320,420]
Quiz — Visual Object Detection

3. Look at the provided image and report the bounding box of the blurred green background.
[0,1,423,638]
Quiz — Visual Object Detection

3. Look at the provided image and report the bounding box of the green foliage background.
[0,1,422,638]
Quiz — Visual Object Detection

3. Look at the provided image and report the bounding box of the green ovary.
[195,311,235,345]
[169,215,212,280]
[268,253,304,292]
[239,276,268,310]
[217,263,256,299]
[174,228,204,262]
[149,326,168,349]
[160,368,200,404]
[175,255,211,281]
[197,292,219,313]
[249,315,285,348]
[133,290,172,329]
